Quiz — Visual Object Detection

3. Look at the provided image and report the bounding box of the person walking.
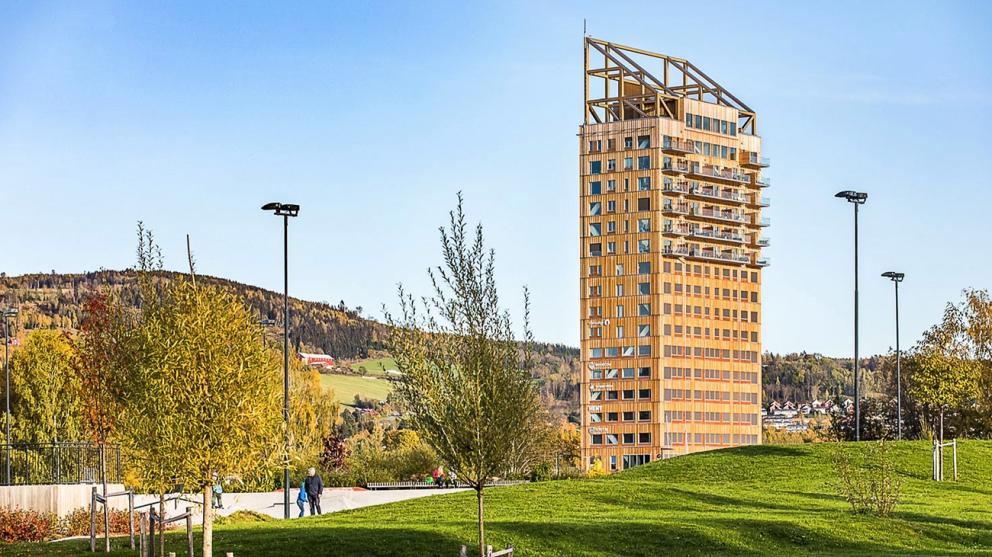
[211,473,224,509]
[296,479,307,518]
[303,467,323,516]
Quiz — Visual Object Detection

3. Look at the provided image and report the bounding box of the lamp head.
[261,202,300,217]
[835,190,867,204]
[881,271,905,282]
[2,308,18,317]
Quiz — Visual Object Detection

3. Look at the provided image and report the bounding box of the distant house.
[298,352,335,368]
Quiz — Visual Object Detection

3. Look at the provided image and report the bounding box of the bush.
[833,440,903,516]
[59,507,139,537]
[214,510,273,525]
[0,508,57,542]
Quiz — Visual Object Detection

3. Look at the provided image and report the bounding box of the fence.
[0,443,122,486]
[366,480,527,490]
[932,439,958,481]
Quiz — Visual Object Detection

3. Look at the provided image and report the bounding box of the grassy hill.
[320,373,393,406]
[9,441,992,556]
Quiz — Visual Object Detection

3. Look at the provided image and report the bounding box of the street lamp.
[261,202,299,519]
[3,307,18,485]
[835,190,867,441]
[882,271,905,440]
[258,318,276,346]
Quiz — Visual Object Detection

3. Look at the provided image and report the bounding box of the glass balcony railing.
[662,160,690,174]
[663,202,691,215]
[742,152,770,168]
[663,245,751,264]
[662,181,690,194]
[756,236,770,247]
[757,196,770,207]
[688,185,747,204]
[756,256,771,267]
[756,176,771,188]
[662,138,695,154]
[692,207,748,224]
[691,164,752,185]
[759,217,770,227]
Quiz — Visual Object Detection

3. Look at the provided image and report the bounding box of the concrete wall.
[0,484,127,516]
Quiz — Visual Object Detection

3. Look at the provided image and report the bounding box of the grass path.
[7,441,992,556]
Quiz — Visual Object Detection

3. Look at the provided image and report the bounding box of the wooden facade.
[579,38,767,472]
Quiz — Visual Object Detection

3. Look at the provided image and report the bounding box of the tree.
[907,296,982,444]
[9,329,83,444]
[76,293,134,552]
[115,225,282,557]
[386,194,541,557]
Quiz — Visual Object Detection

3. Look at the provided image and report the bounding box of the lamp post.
[258,318,276,346]
[835,190,867,441]
[3,307,18,485]
[261,202,300,519]
[881,271,905,440]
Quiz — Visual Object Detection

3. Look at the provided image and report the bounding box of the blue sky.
[1,1,990,356]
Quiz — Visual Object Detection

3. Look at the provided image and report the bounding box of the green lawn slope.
[319,373,393,406]
[8,441,992,556]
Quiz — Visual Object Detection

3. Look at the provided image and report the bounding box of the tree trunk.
[158,494,165,557]
[202,484,213,557]
[100,442,110,552]
[476,487,485,557]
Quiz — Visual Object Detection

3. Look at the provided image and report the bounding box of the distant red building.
[298,352,335,368]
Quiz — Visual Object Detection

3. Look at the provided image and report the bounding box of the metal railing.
[0,443,122,486]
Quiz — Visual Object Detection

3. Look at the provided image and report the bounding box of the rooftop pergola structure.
[583,37,757,135]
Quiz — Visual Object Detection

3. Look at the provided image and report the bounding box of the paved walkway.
[133,487,468,521]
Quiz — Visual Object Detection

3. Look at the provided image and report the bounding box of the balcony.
[663,224,745,245]
[741,151,770,169]
[662,180,690,195]
[663,245,751,265]
[662,159,690,175]
[755,176,771,188]
[756,196,770,207]
[756,236,770,247]
[756,256,771,267]
[690,164,752,185]
[688,185,747,205]
[759,217,770,227]
[662,202,690,215]
[662,137,695,155]
[691,206,748,224]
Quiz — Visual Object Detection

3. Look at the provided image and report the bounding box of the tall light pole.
[261,202,300,519]
[835,190,867,441]
[3,307,18,485]
[882,271,905,440]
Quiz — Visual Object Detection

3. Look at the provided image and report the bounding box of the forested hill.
[0,270,383,359]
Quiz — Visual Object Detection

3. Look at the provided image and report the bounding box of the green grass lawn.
[349,357,399,377]
[319,372,392,406]
[7,441,992,556]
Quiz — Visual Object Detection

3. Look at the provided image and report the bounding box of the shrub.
[214,510,273,525]
[59,507,139,537]
[0,508,57,542]
[833,440,903,516]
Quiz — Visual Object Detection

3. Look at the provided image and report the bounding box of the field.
[349,357,399,376]
[7,440,992,556]
[319,373,393,406]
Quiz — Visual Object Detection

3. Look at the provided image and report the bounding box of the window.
[638,303,651,316]
[637,156,650,170]
[591,434,603,445]
[622,367,635,379]
[639,410,651,421]
[638,389,651,399]
[637,197,651,211]
[590,390,601,401]
[607,138,615,150]
[637,261,650,274]
[637,219,650,233]
[685,113,693,127]
[623,157,633,170]
[638,344,651,356]
[616,284,624,297]
[695,115,702,128]
[606,390,619,400]
[637,135,650,149]
[624,136,633,149]
[616,304,625,317]
[606,434,618,445]
[615,263,624,275]
[589,223,601,237]
[639,432,651,444]
[607,241,616,254]
[607,179,616,192]
[607,159,616,171]
[638,324,650,337]
[623,433,635,444]
[588,243,602,257]
[607,221,616,234]
[587,265,601,276]
[590,348,603,358]
[637,176,651,191]
[622,389,635,400]
[638,366,651,378]
[607,200,616,213]
[623,411,635,421]
[616,326,624,338]
[590,161,601,174]
[589,202,601,215]
[589,181,601,195]
[588,326,602,338]
[607,412,618,421]
[730,122,737,136]
[637,282,650,295]
[703,116,710,131]
[638,239,650,254]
